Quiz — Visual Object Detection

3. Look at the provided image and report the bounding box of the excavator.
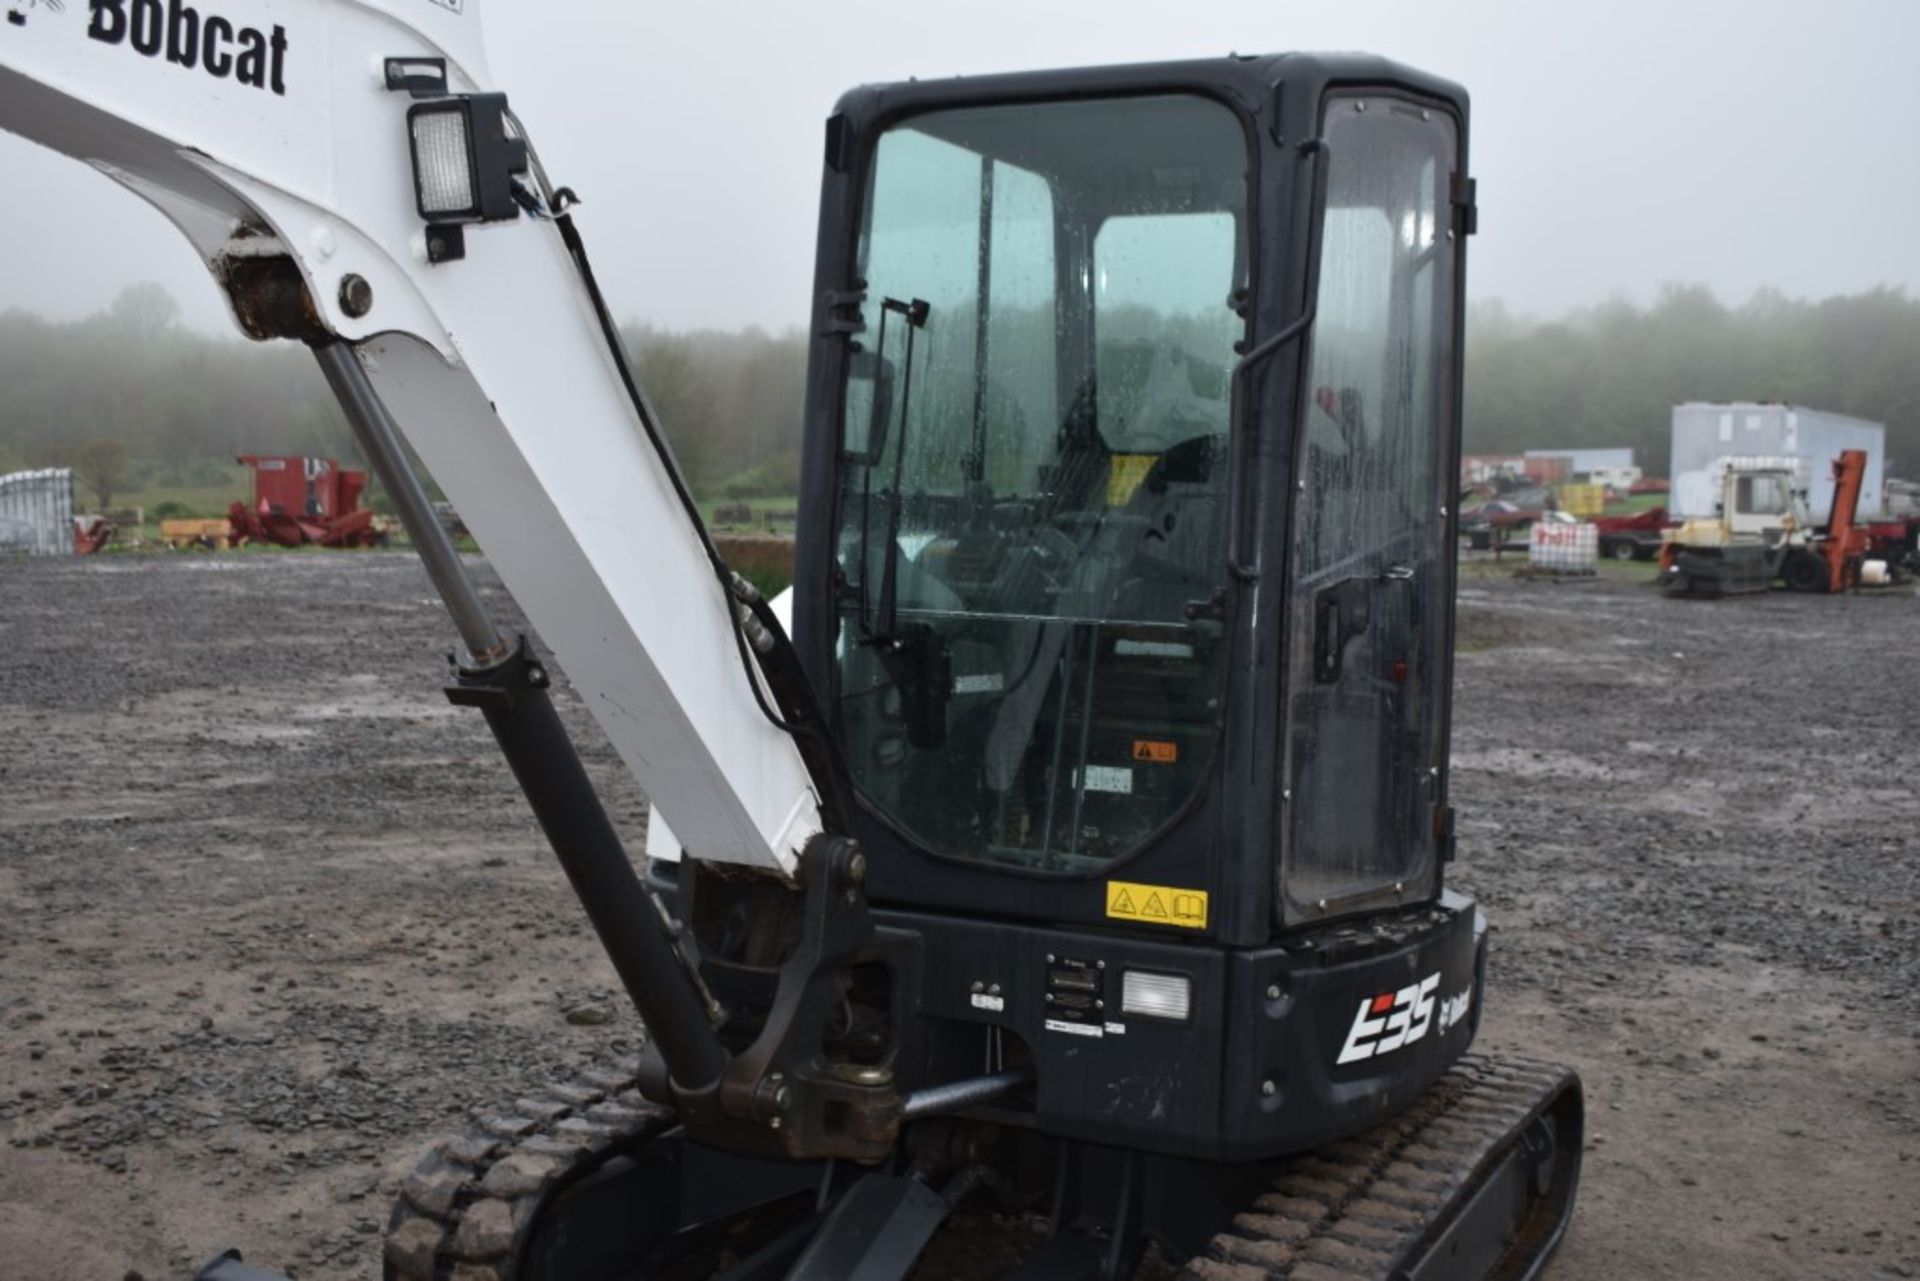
[0,4,1583,1278]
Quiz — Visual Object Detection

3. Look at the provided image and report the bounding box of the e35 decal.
[1335,972,1471,1066]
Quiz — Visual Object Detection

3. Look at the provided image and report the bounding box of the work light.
[410,105,476,217]
[403,91,528,261]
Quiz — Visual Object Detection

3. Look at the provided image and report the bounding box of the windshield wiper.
[860,297,951,748]
[873,296,929,639]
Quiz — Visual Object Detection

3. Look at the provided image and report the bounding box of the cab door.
[1279,94,1462,924]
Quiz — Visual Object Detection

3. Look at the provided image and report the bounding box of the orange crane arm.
[1822,449,1869,590]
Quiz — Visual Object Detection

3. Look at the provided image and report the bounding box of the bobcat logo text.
[87,0,288,95]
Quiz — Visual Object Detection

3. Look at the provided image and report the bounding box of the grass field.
[112,464,253,522]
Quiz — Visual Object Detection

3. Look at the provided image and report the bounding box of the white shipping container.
[1670,403,1884,521]
[0,469,76,556]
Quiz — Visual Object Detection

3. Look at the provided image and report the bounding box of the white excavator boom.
[0,0,820,873]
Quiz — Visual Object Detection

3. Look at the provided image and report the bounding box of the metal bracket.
[383,56,449,98]
[822,287,868,337]
[639,835,912,1162]
[444,636,548,709]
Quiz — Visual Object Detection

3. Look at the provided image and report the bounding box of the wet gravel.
[1448,567,1919,1279]
[1,553,1916,1280]
[1451,573,1919,1023]
[1,554,649,1279]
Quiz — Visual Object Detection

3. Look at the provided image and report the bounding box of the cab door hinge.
[822,287,868,338]
[1451,174,1478,237]
[1433,802,1457,862]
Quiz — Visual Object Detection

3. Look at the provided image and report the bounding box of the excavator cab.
[802,60,1464,936]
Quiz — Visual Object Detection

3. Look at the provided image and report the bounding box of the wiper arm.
[863,298,950,749]
[874,296,930,639]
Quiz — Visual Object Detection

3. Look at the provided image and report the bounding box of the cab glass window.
[832,95,1248,873]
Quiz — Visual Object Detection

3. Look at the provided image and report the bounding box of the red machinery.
[72,515,113,555]
[1860,516,1920,574]
[229,455,382,548]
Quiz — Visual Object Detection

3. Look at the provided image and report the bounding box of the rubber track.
[1181,1055,1574,1281]
[385,1053,1567,1281]
[383,1059,674,1281]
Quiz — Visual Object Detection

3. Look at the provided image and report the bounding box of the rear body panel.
[885,889,1484,1162]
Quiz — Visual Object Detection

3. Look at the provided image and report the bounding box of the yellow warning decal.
[1106,880,1208,930]
[1132,739,1178,764]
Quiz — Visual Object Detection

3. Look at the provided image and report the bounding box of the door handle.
[1313,578,1372,684]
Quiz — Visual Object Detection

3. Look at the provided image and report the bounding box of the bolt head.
[338,274,373,319]
[1265,983,1282,1001]
[1261,1079,1277,1097]
[845,852,867,886]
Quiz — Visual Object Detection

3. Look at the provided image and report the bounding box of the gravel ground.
[1,553,1915,1280]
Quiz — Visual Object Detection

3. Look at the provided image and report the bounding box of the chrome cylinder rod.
[901,1069,1030,1121]
[312,341,506,665]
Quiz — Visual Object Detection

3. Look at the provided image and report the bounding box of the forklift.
[0,5,1581,1277]
[1662,449,1884,596]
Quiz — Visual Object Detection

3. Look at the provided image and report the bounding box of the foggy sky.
[0,0,1912,336]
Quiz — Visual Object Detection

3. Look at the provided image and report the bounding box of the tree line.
[0,286,810,509]
[2,281,1913,510]
[1465,285,1920,476]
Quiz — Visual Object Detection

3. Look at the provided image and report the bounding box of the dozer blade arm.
[0,0,822,874]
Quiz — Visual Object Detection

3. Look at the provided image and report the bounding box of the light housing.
[405,92,528,260]
[1120,969,1191,1023]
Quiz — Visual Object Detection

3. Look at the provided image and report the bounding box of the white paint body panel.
[0,0,820,872]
